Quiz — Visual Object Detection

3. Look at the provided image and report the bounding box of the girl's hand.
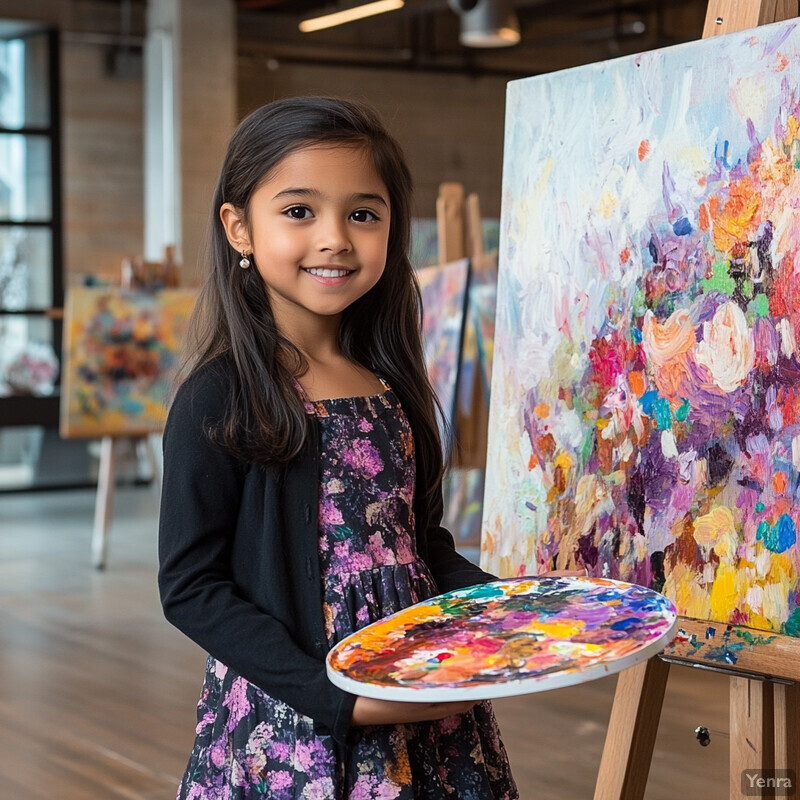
[351,696,477,726]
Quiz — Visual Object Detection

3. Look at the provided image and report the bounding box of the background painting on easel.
[61,287,195,437]
[483,18,800,638]
[417,258,470,446]
[469,262,498,404]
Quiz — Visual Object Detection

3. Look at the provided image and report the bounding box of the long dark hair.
[183,95,445,501]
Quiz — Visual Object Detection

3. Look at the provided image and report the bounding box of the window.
[0,24,61,421]
[0,23,66,490]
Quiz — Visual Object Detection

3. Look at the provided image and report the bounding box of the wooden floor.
[0,484,731,799]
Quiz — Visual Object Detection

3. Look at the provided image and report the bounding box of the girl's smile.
[220,143,391,340]
[303,265,355,284]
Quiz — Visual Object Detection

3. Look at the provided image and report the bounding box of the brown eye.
[351,209,378,223]
[286,206,311,220]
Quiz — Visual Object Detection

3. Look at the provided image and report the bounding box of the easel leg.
[773,681,799,775]
[731,677,775,800]
[91,435,119,569]
[593,656,671,800]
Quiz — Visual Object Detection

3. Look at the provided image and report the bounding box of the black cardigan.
[157,359,494,744]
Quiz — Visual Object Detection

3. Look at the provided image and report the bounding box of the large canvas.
[61,287,195,437]
[483,19,800,638]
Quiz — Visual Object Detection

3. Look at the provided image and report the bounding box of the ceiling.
[233,0,710,78]
[86,0,711,79]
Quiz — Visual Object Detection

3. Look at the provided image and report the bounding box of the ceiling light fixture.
[456,0,521,48]
[299,0,405,33]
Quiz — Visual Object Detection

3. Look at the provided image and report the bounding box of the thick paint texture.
[483,19,800,637]
[328,577,676,690]
[61,288,195,436]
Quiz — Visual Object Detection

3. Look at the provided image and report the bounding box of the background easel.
[593,3,800,798]
[91,433,159,569]
[60,278,193,570]
[435,182,493,473]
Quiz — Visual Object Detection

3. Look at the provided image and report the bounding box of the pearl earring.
[239,250,251,269]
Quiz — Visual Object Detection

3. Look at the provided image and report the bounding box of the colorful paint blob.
[482,19,800,638]
[326,577,677,700]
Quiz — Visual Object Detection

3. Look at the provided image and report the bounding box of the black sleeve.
[157,365,356,743]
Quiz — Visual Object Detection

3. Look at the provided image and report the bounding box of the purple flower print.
[391,535,415,564]
[270,771,293,790]
[333,539,373,571]
[294,737,332,778]
[196,711,216,735]
[301,777,337,799]
[366,532,395,565]
[186,785,228,800]
[230,758,247,789]
[320,494,345,526]
[350,774,403,800]
[266,740,291,761]
[356,606,372,626]
[342,438,383,479]
[245,721,273,755]
[222,677,252,731]
[210,737,228,769]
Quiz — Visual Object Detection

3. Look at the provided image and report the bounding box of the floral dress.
[176,385,518,800]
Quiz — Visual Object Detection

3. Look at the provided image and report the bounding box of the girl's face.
[221,143,391,339]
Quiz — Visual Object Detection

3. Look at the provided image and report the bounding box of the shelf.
[0,219,54,227]
[0,394,59,427]
[0,308,61,316]
[0,126,53,135]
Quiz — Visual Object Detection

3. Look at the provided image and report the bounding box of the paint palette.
[326,576,677,701]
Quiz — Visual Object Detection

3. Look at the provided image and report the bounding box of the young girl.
[158,95,520,799]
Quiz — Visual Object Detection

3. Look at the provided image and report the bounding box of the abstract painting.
[445,260,498,562]
[61,287,195,437]
[327,576,677,700]
[482,18,800,638]
[443,466,486,561]
[470,260,498,403]
[417,258,470,447]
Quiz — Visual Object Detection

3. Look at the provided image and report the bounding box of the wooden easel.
[91,433,159,569]
[435,182,494,473]
[60,268,192,569]
[594,3,800,798]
